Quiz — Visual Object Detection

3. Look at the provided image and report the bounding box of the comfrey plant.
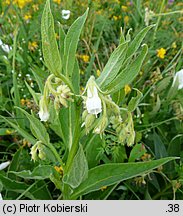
[1,0,176,200]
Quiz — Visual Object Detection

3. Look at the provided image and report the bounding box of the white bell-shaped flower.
[0,39,12,53]
[38,96,50,122]
[0,161,10,170]
[61,10,71,20]
[86,82,102,115]
[173,69,183,90]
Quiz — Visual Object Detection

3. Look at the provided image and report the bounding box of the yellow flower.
[13,0,31,9]
[80,86,85,94]
[32,4,39,11]
[157,48,166,59]
[96,69,101,77]
[53,0,61,4]
[23,13,32,21]
[22,139,31,147]
[4,0,11,5]
[54,166,63,175]
[139,71,143,76]
[28,41,38,52]
[55,33,59,40]
[171,42,177,49]
[124,85,131,95]
[113,15,118,21]
[124,15,129,24]
[20,98,26,105]
[80,55,90,63]
[6,129,12,135]
[80,70,84,75]
[121,5,128,12]
[96,10,102,15]
[101,186,107,191]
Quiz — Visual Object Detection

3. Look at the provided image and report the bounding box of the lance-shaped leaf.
[126,25,154,58]
[41,0,62,77]
[63,8,89,78]
[71,157,177,198]
[96,42,128,88]
[0,115,36,144]
[63,145,88,188]
[16,108,50,145]
[128,88,143,112]
[105,44,148,94]
[10,165,59,180]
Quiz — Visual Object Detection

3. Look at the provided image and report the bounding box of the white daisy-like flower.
[173,69,183,90]
[61,10,71,20]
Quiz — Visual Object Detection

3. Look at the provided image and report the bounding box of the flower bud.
[85,113,96,133]
[0,161,10,170]
[94,116,108,134]
[38,96,50,122]
[38,145,47,160]
[30,143,39,161]
[173,69,183,90]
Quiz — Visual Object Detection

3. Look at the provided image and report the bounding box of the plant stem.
[47,142,64,166]
[152,184,172,200]
[63,99,81,199]
[153,0,165,42]
[12,27,25,128]
[153,10,183,17]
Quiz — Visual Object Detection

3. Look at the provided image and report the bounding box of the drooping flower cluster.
[144,7,154,26]
[30,141,46,161]
[38,74,73,122]
[82,76,136,146]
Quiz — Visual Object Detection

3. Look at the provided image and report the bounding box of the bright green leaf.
[106,44,148,94]
[97,42,128,88]
[41,0,62,77]
[63,8,88,78]
[71,157,176,198]
[63,144,88,188]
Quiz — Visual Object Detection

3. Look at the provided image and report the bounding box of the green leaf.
[0,115,36,144]
[128,88,143,112]
[111,88,125,106]
[63,144,88,188]
[58,22,66,62]
[63,8,88,78]
[72,60,80,94]
[16,108,50,145]
[71,157,176,198]
[151,94,161,116]
[41,0,62,77]
[31,65,48,94]
[128,144,146,162]
[153,132,168,159]
[106,44,148,94]
[85,25,104,80]
[0,173,29,195]
[126,25,154,57]
[25,81,40,106]
[96,42,128,88]
[85,135,103,169]
[10,165,59,180]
